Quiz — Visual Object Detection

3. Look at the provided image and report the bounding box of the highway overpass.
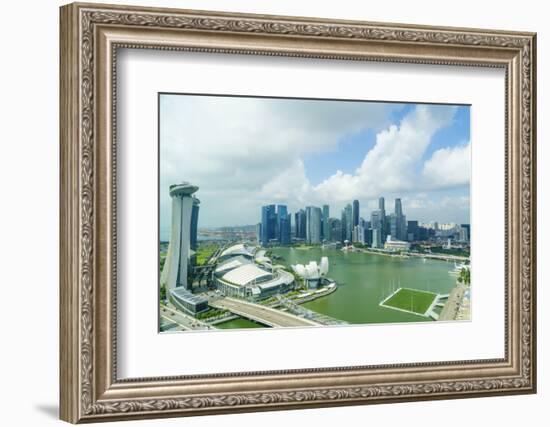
[209,297,321,328]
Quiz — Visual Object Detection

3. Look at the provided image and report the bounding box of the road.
[210,297,321,328]
[160,304,215,331]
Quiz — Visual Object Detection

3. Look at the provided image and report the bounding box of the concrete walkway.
[438,284,467,321]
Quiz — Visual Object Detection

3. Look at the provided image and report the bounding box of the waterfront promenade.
[359,247,469,262]
[438,284,467,321]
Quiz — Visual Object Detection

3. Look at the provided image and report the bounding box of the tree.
[458,267,470,285]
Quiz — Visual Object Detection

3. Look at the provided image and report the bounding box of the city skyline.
[257,194,469,248]
[160,95,470,240]
[159,182,471,330]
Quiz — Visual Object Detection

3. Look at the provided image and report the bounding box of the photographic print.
[159,94,471,332]
[60,5,536,420]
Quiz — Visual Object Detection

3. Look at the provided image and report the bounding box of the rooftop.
[170,287,208,304]
[219,243,254,259]
[221,264,272,287]
[169,182,199,197]
[215,256,252,274]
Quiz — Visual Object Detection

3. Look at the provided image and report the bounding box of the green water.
[271,247,457,324]
[216,318,267,329]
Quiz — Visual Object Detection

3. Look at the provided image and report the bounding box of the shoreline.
[271,244,469,263]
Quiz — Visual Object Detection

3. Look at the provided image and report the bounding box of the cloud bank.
[160,95,470,238]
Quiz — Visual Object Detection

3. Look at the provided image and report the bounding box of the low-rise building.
[215,262,294,300]
[169,287,209,315]
[217,243,255,262]
[384,236,411,252]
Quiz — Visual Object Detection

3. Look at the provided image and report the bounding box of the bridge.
[275,295,348,326]
[209,297,321,328]
[191,245,225,286]
[192,264,215,286]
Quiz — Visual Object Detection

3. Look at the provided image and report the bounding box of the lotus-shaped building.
[291,257,329,289]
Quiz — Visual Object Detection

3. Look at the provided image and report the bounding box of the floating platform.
[379,287,441,318]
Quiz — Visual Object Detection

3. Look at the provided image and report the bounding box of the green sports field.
[381,288,437,316]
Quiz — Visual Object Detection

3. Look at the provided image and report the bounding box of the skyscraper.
[306,206,322,244]
[352,199,360,228]
[277,205,291,245]
[460,224,471,243]
[379,197,385,214]
[395,198,403,217]
[400,214,408,241]
[353,224,365,244]
[329,218,342,242]
[370,210,382,230]
[371,209,383,248]
[385,213,392,240]
[260,204,277,246]
[190,197,200,252]
[344,203,353,241]
[365,227,373,246]
[340,209,347,242]
[407,220,419,241]
[294,209,307,239]
[394,198,407,241]
[390,213,398,239]
[322,205,330,242]
[372,227,381,248]
[161,182,199,292]
[379,197,387,240]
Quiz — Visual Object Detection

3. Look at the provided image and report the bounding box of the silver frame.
[60,2,537,423]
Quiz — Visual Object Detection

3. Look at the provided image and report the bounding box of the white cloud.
[160,95,396,230]
[259,159,310,204]
[312,104,457,200]
[160,96,469,234]
[398,194,471,224]
[422,142,471,188]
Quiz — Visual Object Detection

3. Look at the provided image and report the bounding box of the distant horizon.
[194,217,472,230]
[160,95,470,241]
[159,193,470,240]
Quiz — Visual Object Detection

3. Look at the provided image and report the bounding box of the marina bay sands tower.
[160,182,199,293]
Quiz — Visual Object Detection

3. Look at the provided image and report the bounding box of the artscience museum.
[291,257,329,289]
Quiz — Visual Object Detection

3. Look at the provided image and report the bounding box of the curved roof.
[221,264,272,286]
[255,249,266,259]
[215,256,252,274]
[258,270,294,290]
[170,287,208,304]
[219,243,253,259]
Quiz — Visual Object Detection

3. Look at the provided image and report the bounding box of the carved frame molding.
[60,2,536,423]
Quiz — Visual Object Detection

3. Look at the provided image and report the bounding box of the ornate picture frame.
[60,2,536,423]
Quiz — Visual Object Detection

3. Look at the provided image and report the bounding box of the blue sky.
[159,95,470,238]
[303,103,470,186]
